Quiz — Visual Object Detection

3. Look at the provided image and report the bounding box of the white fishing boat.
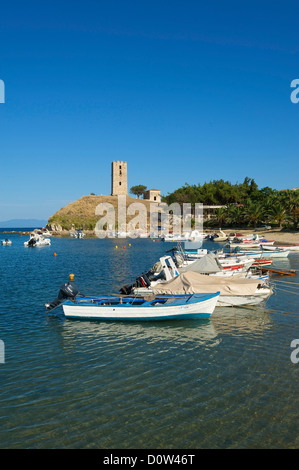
[207,229,228,242]
[24,233,51,247]
[70,229,85,239]
[237,248,289,258]
[183,248,209,260]
[262,249,289,258]
[178,250,255,272]
[161,234,189,242]
[62,292,220,321]
[227,232,246,241]
[227,233,275,249]
[262,245,299,252]
[275,244,299,251]
[151,271,272,307]
[1,238,12,245]
[224,251,262,260]
[249,248,289,258]
[178,253,269,278]
[251,258,273,268]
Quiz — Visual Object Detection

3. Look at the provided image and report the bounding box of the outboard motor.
[28,237,36,246]
[45,274,80,311]
[120,270,165,295]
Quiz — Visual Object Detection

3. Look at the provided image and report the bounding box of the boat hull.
[261,250,289,258]
[275,245,299,251]
[62,293,219,321]
[216,290,272,306]
[24,240,51,246]
[238,249,290,258]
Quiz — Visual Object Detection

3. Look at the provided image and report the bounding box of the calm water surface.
[0,231,299,448]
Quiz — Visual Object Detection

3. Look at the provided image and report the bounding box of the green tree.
[270,204,288,229]
[226,204,244,226]
[244,200,265,228]
[130,185,147,198]
[214,207,227,227]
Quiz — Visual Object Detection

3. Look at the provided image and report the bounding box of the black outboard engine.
[45,274,80,311]
[28,237,36,246]
[120,270,165,295]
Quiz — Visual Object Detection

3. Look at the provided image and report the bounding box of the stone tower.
[111,161,128,196]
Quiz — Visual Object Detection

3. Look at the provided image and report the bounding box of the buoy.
[54,252,57,257]
[69,273,75,281]
[115,245,118,249]
[123,246,126,249]
[129,243,131,247]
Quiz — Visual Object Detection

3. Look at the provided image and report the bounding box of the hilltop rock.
[48,194,155,232]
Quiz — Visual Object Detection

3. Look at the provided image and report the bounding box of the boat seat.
[164,298,175,304]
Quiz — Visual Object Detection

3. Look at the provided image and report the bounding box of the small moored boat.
[62,292,220,321]
[24,233,51,247]
[275,244,299,252]
[1,238,12,245]
[152,271,272,307]
[207,229,228,242]
[70,229,85,239]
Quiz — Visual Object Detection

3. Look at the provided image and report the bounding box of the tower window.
[119,165,122,170]
[119,182,122,185]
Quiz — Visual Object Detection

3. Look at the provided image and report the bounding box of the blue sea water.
[0,229,299,449]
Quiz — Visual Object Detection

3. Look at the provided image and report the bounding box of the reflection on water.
[212,306,273,335]
[47,315,219,347]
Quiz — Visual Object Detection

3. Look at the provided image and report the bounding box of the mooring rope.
[223,304,299,317]
[264,308,299,317]
[271,279,299,286]
[273,286,299,295]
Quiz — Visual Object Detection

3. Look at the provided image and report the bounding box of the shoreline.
[2,228,299,245]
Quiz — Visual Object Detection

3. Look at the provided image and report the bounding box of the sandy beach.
[219,229,299,245]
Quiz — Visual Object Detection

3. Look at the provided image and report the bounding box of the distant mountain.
[0,219,47,228]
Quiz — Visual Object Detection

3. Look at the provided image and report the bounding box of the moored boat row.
[44,232,297,322]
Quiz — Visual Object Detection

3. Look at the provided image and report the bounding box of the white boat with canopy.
[151,271,272,307]
[24,233,51,247]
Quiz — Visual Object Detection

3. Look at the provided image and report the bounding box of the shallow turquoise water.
[0,232,299,448]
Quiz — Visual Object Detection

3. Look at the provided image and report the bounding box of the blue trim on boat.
[64,292,220,308]
[64,313,213,321]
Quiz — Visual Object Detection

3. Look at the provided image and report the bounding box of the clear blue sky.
[0,0,298,221]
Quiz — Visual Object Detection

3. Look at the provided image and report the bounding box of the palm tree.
[214,207,227,227]
[270,204,288,229]
[226,204,244,226]
[244,200,265,228]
